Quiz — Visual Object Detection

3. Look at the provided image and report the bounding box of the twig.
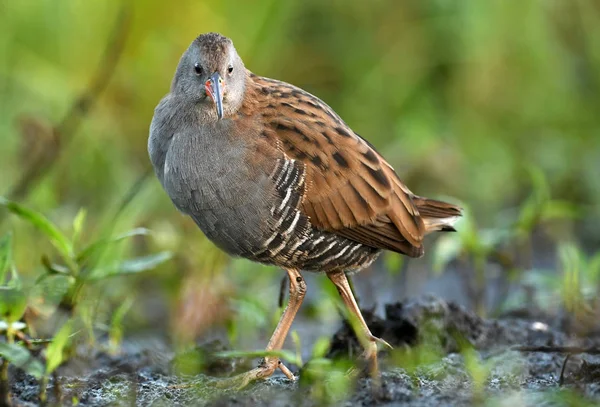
[13,330,35,351]
[15,338,53,347]
[2,5,131,209]
[559,354,572,386]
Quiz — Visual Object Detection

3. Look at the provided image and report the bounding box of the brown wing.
[243,73,426,257]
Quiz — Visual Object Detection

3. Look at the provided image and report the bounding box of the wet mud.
[9,296,600,406]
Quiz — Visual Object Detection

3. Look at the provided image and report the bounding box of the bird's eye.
[194,63,203,75]
[227,65,234,74]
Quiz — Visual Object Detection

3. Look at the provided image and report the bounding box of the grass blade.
[45,320,73,374]
[0,232,12,284]
[77,227,151,263]
[86,251,172,281]
[0,198,73,261]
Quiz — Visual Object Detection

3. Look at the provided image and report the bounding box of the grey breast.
[149,108,276,258]
[148,98,379,272]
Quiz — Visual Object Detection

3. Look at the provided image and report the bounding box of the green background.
[1,0,599,344]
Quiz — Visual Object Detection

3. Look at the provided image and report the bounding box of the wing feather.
[243,75,427,256]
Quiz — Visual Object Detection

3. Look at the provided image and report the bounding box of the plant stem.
[1,330,14,407]
[38,375,48,407]
[474,254,486,317]
[52,371,62,405]
[0,359,11,407]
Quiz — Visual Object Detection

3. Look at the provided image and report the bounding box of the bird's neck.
[221,70,250,117]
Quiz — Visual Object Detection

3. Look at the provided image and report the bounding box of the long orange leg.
[222,268,306,388]
[327,270,392,378]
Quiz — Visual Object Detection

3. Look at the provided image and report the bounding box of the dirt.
[8,296,600,406]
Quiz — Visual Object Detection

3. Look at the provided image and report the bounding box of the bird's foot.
[346,335,393,385]
[216,358,295,390]
[361,334,393,366]
[369,334,393,351]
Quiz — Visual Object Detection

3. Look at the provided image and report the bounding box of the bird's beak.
[205,72,224,119]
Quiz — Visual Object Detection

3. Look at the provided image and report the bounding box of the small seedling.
[432,167,580,316]
[108,296,134,355]
[299,336,354,405]
[0,199,172,405]
[39,320,73,405]
[0,197,171,322]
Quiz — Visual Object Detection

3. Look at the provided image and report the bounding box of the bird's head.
[171,32,246,120]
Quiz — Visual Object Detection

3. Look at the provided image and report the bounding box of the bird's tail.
[412,196,463,234]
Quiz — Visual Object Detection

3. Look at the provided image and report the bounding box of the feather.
[240,72,461,258]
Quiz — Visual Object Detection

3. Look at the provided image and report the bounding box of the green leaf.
[528,166,550,204]
[76,227,151,263]
[115,251,172,273]
[540,201,581,221]
[45,320,73,373]
[0,198,73,261]
[86,251,172,281]
[559,243,583,312]
[32,274,75,309]
[516,195,540,234]
[462,347,491,396]
[72,208,87,246]
[41,255,71,276]
[303,357,332,370]
[311,336,331,359]
[109,297,134,352]
[0,286,27,322]
[0,342,44,378]
[589,252,600,282]
[0,232,12,284]
[515,167,573,233]
[559,243,581,273]
[6,264,22,290]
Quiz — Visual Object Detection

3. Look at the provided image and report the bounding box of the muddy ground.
[9,296,600,406]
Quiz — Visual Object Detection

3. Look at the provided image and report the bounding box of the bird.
[148,32,462,387]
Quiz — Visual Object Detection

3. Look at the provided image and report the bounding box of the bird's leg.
[327,270,392,379]
[263,268,306,379]
[221,268,306,389]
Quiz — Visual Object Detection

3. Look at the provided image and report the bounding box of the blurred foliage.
[1,0,599,327]
[433,167,581,315]
[1,0,600,404]
[0,200,170,402]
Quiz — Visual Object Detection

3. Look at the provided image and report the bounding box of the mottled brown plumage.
[241,71,461,258]
[149,32,462,388]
